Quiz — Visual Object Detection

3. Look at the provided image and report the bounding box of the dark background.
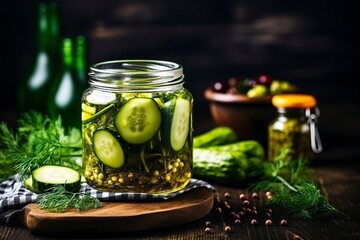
[1,0,359,161]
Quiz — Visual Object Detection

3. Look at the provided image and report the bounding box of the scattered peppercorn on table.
[1,162,359,240]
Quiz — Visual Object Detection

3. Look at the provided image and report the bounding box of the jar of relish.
[268,94,322,162]
[81,60,193,194]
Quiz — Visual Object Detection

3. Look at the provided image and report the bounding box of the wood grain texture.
[6,187,213,235]
[1,164,359,240]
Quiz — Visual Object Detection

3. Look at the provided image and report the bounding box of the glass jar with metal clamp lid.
[268,94,322,162]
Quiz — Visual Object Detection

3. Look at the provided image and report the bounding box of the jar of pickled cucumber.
[268,94,322,162]
[81,60,193,194]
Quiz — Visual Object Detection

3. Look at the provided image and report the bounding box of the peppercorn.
[251,192,259,198]
[225,226,232,232]
[251,219,258,225]
[235,219,241,225]
[243,200,250,206]
[216,207,222,213]
[265,220,273,226]
[205,227,213,234]
[239,193,246,200]
[280,219,288,226]
[224,192,231,198]
[205,221,212,227]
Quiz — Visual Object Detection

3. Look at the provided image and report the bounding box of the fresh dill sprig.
[269,181,344,218]
[250,149,346,218]
[38,185,102,213]
[0,111,83,180]
[0,122,19,181]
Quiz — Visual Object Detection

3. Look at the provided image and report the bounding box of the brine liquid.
[82,90,193,194]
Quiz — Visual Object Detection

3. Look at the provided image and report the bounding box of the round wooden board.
[7,187,213,235]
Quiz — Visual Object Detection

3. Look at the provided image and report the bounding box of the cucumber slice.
[24,177,39,193]
[115,98,161,144]
[93,129,125,168]
[164,98,191,151]
[32,166,81,193]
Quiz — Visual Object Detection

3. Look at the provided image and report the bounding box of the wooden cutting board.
[6,187,213,235]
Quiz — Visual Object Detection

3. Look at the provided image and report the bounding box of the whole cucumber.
[193,148,246,184]
[193,127,237,148]
[208,140,265,160]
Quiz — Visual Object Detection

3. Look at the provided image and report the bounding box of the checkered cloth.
[0,175,214,214]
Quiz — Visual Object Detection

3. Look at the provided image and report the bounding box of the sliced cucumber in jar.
[32,165,81,193]
[115,98,161,145]
[163,98,191,151]
[93,129,125,168]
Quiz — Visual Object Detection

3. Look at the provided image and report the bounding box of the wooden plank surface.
[1,163,359,240]
[5,188,214,235]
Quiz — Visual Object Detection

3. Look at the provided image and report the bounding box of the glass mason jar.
[81,60,193,194]
[268,94,322,162]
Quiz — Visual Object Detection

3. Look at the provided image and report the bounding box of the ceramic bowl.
[204,87,275,147]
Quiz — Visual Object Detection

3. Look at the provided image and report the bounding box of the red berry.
[213,81,228,93]
[258,74,272,86]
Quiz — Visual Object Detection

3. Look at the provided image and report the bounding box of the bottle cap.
[272,94,317,108]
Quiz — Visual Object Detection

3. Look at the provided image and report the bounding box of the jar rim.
[88,59,184,92]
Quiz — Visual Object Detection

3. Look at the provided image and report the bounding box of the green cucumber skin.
[32,166,81,193]
[193,127,237,148]
[161,98,191,152]
[24,177,39,193]
[193,149,246,184]
[208,140,265,160]
[192,127,266,184]
[32,178,80,193]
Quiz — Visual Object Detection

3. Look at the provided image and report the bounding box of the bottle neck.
[277,108,306,120]
[62,38,73,69]
[36,4,49,50]
[89,60,185,92]
[75,36,87,72]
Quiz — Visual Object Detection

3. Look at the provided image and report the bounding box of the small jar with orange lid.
[268,94,322,162]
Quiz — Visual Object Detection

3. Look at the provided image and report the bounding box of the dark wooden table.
[1,160,359,240]
[1,103,360,239]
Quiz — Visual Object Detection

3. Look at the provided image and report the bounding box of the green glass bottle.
[74,35,89,93]
[48,38,80,128]
[17,3,61,114]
